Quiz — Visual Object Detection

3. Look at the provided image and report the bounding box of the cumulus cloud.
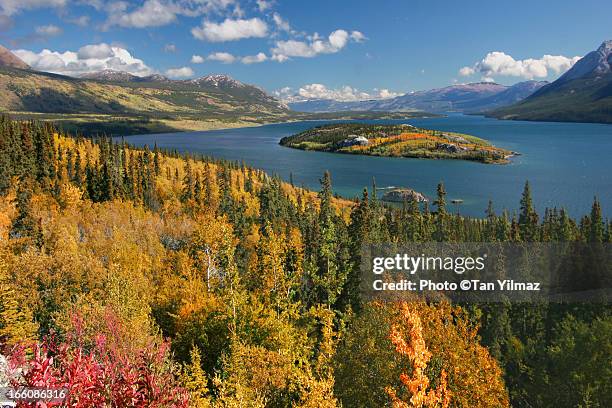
[191,54,205,63]
[102,0,238,29]
[0,0,67,16]
[191,17,268,42]
[241,52,267,64]
[77,43,114,59]
[207,51,236,63]
[271,29,365,61]
[460,51,582,80]
[35,24,62,36]
[165,66,194,78]
[276,84,401,102]
[104,0,177,29]
[164,43,177,53]
[13,43,154,77]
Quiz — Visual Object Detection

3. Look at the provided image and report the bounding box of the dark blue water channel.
[118,114,612,218]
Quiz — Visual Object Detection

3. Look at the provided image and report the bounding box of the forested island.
[0,116,609,407]
[279,123,516,164]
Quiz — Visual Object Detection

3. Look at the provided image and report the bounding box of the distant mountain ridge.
[289,81,548,114]
[490,40,612,124]
[78,70,288,110]
[80,70,258,90]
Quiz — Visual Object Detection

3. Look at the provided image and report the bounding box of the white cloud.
[256,0,273,12]
[164,43,177,53]
[350,31,366,42]
[376,88,401,99]
[191,54,205,63]
[77,43,114,59]
[272,12,289,32]
[241,52,267,64]
[35,24,62,36]
[0,0,67,16]
[191,17,268,42]
[104,0,177,29]
[460,51,582,80]
[458,66,475,76]
[13,43,154,77]
[207,51,236,63]
[276,83,401,102]
[328,29,349,49]
[165,66,194,78]
[271,29,365,61]
[102,0,238,29]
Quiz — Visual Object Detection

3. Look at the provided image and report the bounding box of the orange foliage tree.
[386,301,451,408]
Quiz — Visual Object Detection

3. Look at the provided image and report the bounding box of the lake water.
[119,114,612,218]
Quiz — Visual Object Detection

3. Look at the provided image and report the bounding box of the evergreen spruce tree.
[557,209,574,241]
[433,182,449,241]
[342,188,371,311]
[153,143,161,177]
[485,199,497,241]
[73,150,83,187]
[10,177,38,240]
[518,181,539,241]
[65,148,74,181]
[182,160,194,202]
[589,197,604,243]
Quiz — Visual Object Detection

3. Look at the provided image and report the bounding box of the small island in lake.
[279,123,516,164]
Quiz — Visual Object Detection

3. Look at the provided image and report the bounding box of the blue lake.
[119,114,612,218]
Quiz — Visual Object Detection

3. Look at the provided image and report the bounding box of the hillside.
[0,44,29,69]
[0,65,292,134]
[1,117,607,407]
[289,81,547,113]
[489,40,612,124]
[279,123,515,163]
[0,65,432,134]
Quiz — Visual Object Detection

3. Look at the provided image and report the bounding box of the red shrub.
[6,312,189,407]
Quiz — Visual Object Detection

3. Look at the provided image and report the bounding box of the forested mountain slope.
[490,40,612,123]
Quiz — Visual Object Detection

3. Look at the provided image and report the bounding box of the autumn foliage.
[6,312,188,407]
[0,117,608,407]
[386,302,451,408]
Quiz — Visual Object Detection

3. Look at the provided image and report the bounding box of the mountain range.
[0,46,421,134]
[1,39,611,131]
[0,44,294,134]
[489,40,612,123]
[289,81,549,114]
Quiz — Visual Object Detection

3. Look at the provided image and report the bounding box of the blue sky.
[1,0,611,100]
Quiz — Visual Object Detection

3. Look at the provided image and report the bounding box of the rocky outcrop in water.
[381,188,428,203]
